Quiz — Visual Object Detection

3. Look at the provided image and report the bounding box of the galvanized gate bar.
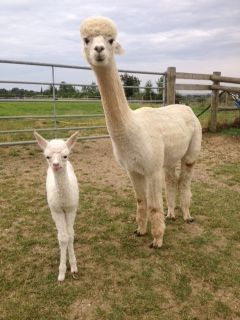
[0,135,110,147]
[0,59,165,75]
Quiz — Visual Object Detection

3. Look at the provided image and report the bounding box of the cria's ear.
[34,131,48,150]
[114,41,124,55]
[66,131,79,150]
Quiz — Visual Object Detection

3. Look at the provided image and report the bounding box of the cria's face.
[44,142,69,172]
[82,35,124,67]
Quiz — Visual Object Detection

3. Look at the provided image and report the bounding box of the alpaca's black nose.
[94,46,105,53]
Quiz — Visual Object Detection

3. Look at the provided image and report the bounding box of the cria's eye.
[46,156,51,159]
[63,155,68,159]
[84,38,90,45]
[109,38,114,44]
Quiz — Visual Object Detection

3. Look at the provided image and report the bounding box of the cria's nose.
[94,45,105,53]
[53,163,60,168]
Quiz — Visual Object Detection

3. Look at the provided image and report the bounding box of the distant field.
[0,101,240,144]
[0,101,106,143]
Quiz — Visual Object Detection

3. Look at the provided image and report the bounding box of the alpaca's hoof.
[149,242,160,249]
[71,265,78,273]
[134,230,146,237]
[58,275,65,282]
[186,217,194,223]
[149,239,163,249]
[72,272,79,280]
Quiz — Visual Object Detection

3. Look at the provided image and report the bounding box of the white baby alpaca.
[34,131,79,281]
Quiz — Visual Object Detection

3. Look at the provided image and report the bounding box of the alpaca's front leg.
[129,171,147,236]
[147,173,165,248]
[66,211,78,276]
[51,211,69,281]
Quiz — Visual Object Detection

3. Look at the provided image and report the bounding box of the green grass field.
[0,101,107,143]
[1,100,240,145]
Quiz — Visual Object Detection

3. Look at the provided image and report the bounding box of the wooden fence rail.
[165,67,240,132]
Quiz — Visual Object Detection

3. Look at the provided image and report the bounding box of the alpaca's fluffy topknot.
[80,17,117,39]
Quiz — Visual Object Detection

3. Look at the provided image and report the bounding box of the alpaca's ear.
[34,131,48,150]
[66,131,79,150]
[114,41,124,55]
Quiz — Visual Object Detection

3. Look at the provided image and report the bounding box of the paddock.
[0,133,240,319]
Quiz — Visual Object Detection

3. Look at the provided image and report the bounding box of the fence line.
[0,59,164,75]
[1,60,240,146]
[166,67,240,132]
[0,59,165,146]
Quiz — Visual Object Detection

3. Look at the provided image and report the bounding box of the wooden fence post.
[166,67,176,105]
[210,71,221,132]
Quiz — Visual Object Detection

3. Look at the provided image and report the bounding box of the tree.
[80,82,99,98]
[120,73,141,98]
[144,80,154,100]
[58,82,76,98]
[0,88,8,98]
[43,85,57,97]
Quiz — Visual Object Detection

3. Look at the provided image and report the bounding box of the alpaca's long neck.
[93,62,132,137]
[52,164,70,191]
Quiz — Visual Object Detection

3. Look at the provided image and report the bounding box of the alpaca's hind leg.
[147,172,165,248]
[51,211,69,281]
[129,171,147,236]
[165,167,178,220]
[66,211,78,275]
[179,161,195,222]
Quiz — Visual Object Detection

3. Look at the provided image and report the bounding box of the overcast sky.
[1,0,240,88]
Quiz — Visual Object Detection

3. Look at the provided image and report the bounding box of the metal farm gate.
[0,59,165,146]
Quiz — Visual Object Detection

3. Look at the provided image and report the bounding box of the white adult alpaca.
[80,17,202,248]
[34,131,79,281]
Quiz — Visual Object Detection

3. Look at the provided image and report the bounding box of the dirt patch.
[69,299,99,320]
[1,134,240,204]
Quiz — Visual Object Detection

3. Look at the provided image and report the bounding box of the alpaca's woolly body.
[112,104,200,175]
[80,17,202,248]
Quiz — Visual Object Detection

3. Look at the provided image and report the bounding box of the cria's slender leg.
[129,171,147,236]
[165,167,178,220]
[65,211,78,275]
[51,211,69,281]
[147,173,165,248]
[179,161,195,222]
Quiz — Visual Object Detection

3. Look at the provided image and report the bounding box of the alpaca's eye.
[46,156,51,159]
[109,38,114,45]
[63,155,68,159]
[84,38,90,45]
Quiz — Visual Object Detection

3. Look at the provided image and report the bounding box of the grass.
[0,101,157,143]
[0,101,107,142]
[0,135,240,319]
[1,101,240,144]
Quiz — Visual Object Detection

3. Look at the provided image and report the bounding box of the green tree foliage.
[58,82,77,98]
[144,80,154,100]
[80,82,99,98]
[120,73,141,98]
[43,85,57,97]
